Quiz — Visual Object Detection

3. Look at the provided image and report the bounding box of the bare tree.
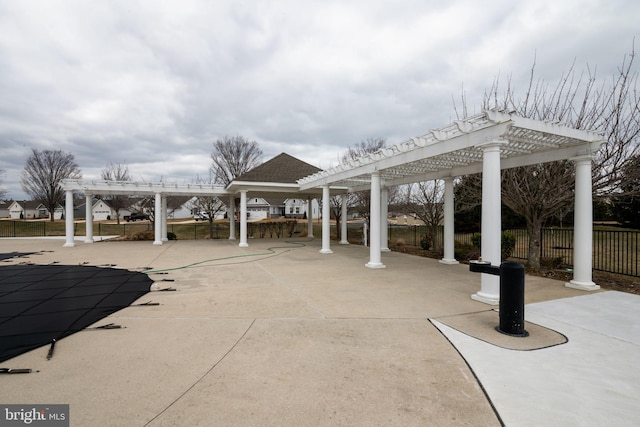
[101,163,131,224]
[456,45,640,270]
[327,194,348,240]
[210,136,263,186]
[340,137,387,220]
[331,138,389,240]
[612,154,640,227]
[0,169,6,200]
[21,149,81,221]
[404,180,445,251]
[190,173,227,239]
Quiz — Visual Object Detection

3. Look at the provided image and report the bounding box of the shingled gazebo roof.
[234,153,322,184]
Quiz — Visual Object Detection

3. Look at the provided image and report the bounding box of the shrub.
[469,232,517,260]
[501,231,516,259]
[129,230,155,241]
[420,235,432,250]
[396,238,406,246]
[454,241,480,261]
[540,256,565,269]
[471,233,482,248]
[167,232,177,240]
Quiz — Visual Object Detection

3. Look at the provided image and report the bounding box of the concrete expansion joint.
[145,319,257,425]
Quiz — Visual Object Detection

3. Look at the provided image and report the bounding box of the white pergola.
[61,180,229,246]
[62,176,345,249]
[62,109,606,305]
[298,109,606,303]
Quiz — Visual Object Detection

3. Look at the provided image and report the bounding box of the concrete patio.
[1,237,638,426]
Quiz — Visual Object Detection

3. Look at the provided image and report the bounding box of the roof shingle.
[234,153,322,184]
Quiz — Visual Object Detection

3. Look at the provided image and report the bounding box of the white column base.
[565,280,601,291]
[365,261,386,269]
[472,274,499,305]
[319,248,333,254]
[84,238,94,244]
[439,258,459,265]
[153,240,163,245]
[339,241,349,245]
[63,242,75,248]
[381,247,391,252]
[471,292,499,305]
[239,242,249,248]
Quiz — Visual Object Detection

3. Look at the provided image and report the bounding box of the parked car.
[124,213,149,222]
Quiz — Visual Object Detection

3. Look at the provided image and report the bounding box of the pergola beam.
[62,179,228,196]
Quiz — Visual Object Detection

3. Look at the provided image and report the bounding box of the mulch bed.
[388,244,640,295]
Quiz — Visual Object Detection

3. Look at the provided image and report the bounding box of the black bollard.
[497,262,528,337]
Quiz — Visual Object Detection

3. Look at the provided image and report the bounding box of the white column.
[320,185,333,253]
[84,193,93,243]
[566,156,600,291]
[380,186,390,251]
[63,189,75,247]
[440,177,458,264]
[340,193,349,244]
[307,196,314,238]
[161,195,168,242]
[153,192,162,245]
[229,195,236,240]
[366,172,385,268]
[472,142,504,304]
[239,190,248,247]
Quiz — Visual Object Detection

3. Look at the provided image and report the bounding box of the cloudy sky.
[1,0,638,200]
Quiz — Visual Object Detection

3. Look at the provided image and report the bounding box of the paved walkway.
[0,238,638,426]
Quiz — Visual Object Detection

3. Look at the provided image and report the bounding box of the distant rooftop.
[234,153,322,184]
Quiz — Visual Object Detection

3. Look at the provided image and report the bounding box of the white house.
[8,201,62,219]
[246,197,284,220]
[74,198,115,221]
[283,197,318,219]
[174,196,227,220]
[0,200,10,218]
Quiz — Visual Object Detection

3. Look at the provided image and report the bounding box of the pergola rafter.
[299,110,604,192]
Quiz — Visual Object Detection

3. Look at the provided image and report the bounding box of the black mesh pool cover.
[0,263,152,363]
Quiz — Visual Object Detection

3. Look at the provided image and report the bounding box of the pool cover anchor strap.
[84,323,124,330]
[46,339,56,360]
[0,368,32,374]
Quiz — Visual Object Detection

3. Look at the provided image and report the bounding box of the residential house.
[246,197,284,220]
[0,200,10,218]
[284,197,318,219]
[8,200,60,219]
[73,198,115,221]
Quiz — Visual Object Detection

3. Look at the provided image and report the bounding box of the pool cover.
[0,263,152,363]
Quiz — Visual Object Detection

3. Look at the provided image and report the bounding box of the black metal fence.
[1,220,638,278]
[386,224,639,278]
[0,221,47,237]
